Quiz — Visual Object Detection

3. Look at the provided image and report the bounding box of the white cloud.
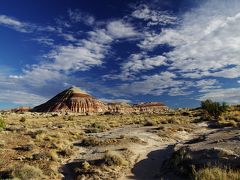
[60,33,77,42]
[138,0,240,80]
[0,15,30,32]
[117,53,167,80]
[107,20,139,39]
[209,66,240,78]
[33,37,54,46]
[168,87,192,96]
[68,9,95,26]
[0,90,47,105]
[198,88,240,104]
[22,66,64,87]
[99,98,132,103]
[117,72,184,96]
[132,4,177,26]
[9,75,23,79]
[195,79,220,90]
[46,44,104,71]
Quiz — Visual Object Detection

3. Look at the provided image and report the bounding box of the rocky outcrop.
[107,102,133,114]
[161,128,240,178]
[32,87,108,113]
[133,102,168,113]
[11,107,32,113]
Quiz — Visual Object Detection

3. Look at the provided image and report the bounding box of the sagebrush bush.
[0,118,6,130]
[201,99,228,119]
[12,164,45,179]
[104,151,128,166]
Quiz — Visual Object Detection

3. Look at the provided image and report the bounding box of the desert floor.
[0,108,239,179]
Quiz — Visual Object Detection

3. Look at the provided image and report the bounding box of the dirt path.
[119,122,212,180]
[62,123,213,179]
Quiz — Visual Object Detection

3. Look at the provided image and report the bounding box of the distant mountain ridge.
[30,86,168,114]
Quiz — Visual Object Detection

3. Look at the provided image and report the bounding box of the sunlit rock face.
[32,87,108,113]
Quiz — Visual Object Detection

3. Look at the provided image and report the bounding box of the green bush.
[201,99,228,119]
[0,118,6,130]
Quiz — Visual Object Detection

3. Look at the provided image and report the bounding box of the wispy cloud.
[198,88,240,104]
[116,72,183,96]
[112,53,167,80]
[99,98,132,103]
[0,90,47,105]
[68,9,95,26]
[132,4,177,26]
[106,20,139,39]
[0,15,30,32]
[139,1,240,80]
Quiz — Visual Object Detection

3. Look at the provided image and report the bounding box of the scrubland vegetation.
[194,166,240,180]
[0,102,239,179]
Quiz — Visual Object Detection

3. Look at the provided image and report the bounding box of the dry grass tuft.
[12,164,46,180]
[104,151,128,166]
[194,166,240,180]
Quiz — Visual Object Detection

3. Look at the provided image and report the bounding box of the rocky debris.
[161,128,240,178]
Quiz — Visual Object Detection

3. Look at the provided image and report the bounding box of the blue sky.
[0,0,240,109]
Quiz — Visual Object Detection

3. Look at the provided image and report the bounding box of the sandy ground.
[63,122,214,180]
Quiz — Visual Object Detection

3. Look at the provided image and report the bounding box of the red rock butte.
[32,86,168,114]
[32,86,107,113]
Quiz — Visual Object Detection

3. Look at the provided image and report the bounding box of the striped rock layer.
[32,87,107,113]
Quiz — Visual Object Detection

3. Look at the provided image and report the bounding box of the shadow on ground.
[125,145,176,180]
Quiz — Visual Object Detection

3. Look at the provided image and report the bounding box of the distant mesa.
[11,106,32,113]
[29,86,168,114]
[133,102,167,113]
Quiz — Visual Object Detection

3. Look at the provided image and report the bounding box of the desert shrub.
[182,111,191,116]
[12,164,45,179]
[0,140,5,148]
[67,116,74,121]
[162,147,192,176]
[143,119,157,126]
[81,137,100,146]
[104,151,128,166]
[57,147,74,157]
[201,99,228,119]
[0,118,6,130]
[194,166,240,180]
[217,117,238,128]
[20,117,26,122]
[89,122,109,132]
